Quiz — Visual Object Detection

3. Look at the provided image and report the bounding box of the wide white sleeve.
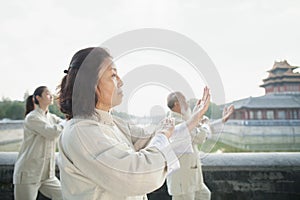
[51,113,64,124]
[169,122,194,156]
[127,123,154,151]
[26,114,62,140]
[62,122,176,196]
[147,133,180,175]
[191,125,209,143]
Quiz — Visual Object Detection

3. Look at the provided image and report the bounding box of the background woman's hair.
[58,47,111,119]
[25,86,47,116]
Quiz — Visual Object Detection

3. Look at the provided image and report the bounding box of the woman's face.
[96,59,123,110]
[37,88,53,107]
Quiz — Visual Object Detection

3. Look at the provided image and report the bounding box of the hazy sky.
[1,0,299,116]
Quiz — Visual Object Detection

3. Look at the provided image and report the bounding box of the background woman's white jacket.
[13,107,63,184]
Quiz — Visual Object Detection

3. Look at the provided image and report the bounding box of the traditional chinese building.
[260,60,300,94]
[231,60,300,121]
[219,60,300,151]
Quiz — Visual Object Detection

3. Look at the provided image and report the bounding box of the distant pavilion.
[230,60,300,121]
[219,60,300,151]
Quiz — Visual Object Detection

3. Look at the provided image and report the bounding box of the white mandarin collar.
[168,111,183,119]
[36,106,48,116]
[94,109,114,125]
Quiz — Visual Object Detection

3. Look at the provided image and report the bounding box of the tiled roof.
[261,62,300,86]
[269,60,298,72]
[226,93,300,109]
[260,77,300,87]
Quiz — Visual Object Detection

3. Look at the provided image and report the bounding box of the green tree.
[0,94,65,120]
[0,101,6,119]
[187,98,222,119]
[49,100,65,119]
[0,100,25,120]
[5,101,25,120]
[206,102,222,119]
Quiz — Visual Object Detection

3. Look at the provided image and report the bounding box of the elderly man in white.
[166,91,234,200]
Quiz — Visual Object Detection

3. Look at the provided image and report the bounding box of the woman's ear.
[95,86,101,109]
[35,95,41,103]
[96,86,101,102]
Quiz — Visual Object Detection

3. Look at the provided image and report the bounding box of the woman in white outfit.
[13,86,64,200]
[57,47,211,200]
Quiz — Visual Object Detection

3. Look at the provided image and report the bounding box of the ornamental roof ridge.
[268,60,298,72]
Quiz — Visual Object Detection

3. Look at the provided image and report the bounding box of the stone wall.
[0,121,23,130]
[218,121,300,151]
[1,152,300,200]
[200,153,300,200]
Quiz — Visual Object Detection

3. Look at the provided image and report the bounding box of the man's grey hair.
[167,91,185,110]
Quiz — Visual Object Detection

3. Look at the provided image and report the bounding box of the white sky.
[1,0,300,116]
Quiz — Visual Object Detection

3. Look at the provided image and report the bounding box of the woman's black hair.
[25,86,47,116]
[58,47,111,119]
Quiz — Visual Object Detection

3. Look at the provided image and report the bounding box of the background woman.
[13,86,63,200]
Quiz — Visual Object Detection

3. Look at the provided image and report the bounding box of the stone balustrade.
[1,152,299,200]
